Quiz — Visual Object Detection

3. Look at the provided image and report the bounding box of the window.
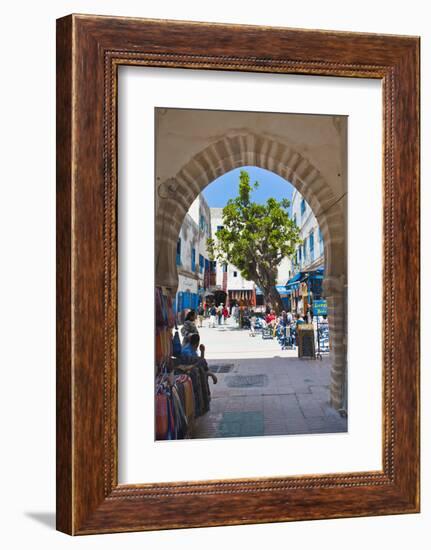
[191,247,196,272]
[216,225,224,232]
[222,263,228,273]
[300,198,306,218]
[293,213,297,226]
[199,254,204,273]
[176,238,181,266]
[303,243,307,261]
[319,228,324,254]
[309,231,314,261]
[298,246,302,263]
[233,271,238,277]
[199,214,205,232]
[211,260,217,272]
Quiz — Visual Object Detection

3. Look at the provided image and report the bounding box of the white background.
[119,67,382,483]
[0,1,428,549]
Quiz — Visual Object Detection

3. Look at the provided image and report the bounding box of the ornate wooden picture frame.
[56,14,420,534]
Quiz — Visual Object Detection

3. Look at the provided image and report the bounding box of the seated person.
[180,333,218,384]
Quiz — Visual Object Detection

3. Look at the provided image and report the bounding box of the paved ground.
[190,317,347,439]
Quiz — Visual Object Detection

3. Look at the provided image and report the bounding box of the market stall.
[155,286,212,440]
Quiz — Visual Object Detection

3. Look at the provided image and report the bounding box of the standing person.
[278,311,289,348]
[197,303,205,328]
[209,304,217,328]
[222,304,229,324]
[180,309,199,345]
[231,304,238,325]
[217,303,223,325]
[291,313,303,350]
[205,301,211,318]
[249,310,257,337]
[265,309,276,326]
[286,310,293,325]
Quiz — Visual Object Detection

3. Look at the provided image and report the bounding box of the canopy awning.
[286,272,302,285]
[276,284,290,298]
[286,268,325,288]
[303,267,324,280]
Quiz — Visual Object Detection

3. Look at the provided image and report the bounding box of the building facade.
[291,189,324,273]
[287,190,325,315]
[175,195,213,319]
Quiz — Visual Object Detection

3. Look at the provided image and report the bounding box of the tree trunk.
[267,285,285,313]
[254,264,284,313]
[261,284,285,313]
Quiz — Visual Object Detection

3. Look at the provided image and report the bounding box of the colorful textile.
[155,393,168,440]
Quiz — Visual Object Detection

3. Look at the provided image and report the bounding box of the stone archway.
[155,130,347,411]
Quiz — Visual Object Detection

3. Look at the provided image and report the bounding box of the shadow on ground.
[25,512,56,530]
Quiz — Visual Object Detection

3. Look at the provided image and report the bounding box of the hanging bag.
[172,321,182,358]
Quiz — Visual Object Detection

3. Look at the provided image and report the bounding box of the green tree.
[207,170,301,313]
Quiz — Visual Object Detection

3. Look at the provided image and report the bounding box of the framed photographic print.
[56,14,420,534]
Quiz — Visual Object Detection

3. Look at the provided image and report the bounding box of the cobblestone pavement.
[190,317,347,439]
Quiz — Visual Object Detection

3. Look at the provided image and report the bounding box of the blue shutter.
[176,238,181,266]
[191,247,196,272]
[177,292,183,313]
[301,199,306,217]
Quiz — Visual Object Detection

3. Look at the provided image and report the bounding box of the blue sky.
[203,166,294,209]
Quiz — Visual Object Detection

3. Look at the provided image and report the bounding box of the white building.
[287,190,325,315]
[175,195,212,317]
[290,189,324,273]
